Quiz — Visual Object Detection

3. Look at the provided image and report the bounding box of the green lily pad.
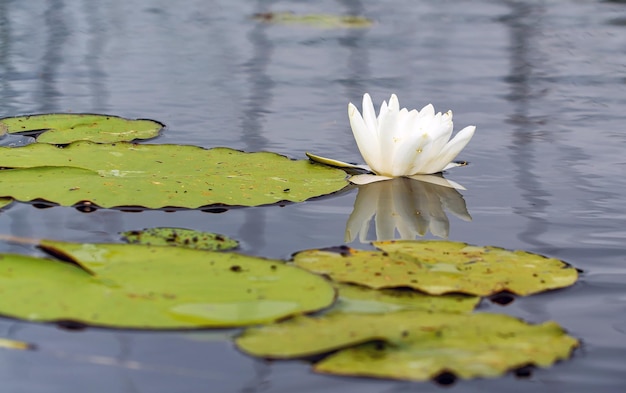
[252,12,373,29]
[292,240,578,296]
[236,311,578,381]
[0,114,163,144]
[0,240,335,328]
[0,141,348,208]
[334,283,479,314]
[120,227,238,251]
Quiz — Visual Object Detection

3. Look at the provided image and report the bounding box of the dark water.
[1,0,625,391]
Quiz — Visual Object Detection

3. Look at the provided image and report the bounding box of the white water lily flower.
[307,94,475,185]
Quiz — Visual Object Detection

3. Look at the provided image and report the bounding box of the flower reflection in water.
[345,176,471,242]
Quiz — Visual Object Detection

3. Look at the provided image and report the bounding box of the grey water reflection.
[345,177,471,242]
[336,0,370,103]
[503,2,551,254]
[502,0,600,257]
[500,1,598,324]
[38,0,69,112]
[81,0,109,110]
[236,0,276,254]
[0,1,17,115]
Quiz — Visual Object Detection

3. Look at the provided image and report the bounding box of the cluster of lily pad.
[0,113,579,383]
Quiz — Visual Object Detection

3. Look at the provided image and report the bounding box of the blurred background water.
[0,0,625,391]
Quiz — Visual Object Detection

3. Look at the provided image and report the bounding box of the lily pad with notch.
[0,141,348,209]
[235,310,579,381]
[0,240,336,329]
[0,113,164,144]
[292,240,578,296]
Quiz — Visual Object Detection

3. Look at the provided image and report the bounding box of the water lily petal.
[388,94,400,112]
[360,93,378,136]
[406,114,455,174]
[377,98,401,176]
[393,132,430,175]
[390,109,422,176]
[305,152,370,171]
[425,111,455,155]
[349,174,393,185]
[442,161,466,170]
[417,103,435,119]
[421,125,475,174]
[377,99,389,124]
[398,115,443,174]
[349,103,382,171]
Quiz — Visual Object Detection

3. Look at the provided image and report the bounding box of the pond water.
[0,0,625,391]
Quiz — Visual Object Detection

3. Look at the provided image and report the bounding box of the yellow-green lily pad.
[120,227,238,251]
[0,240,335,328]
[0,141,348,209]
[236,311,578,381]
[334,283,479,314]
[0,114,163,144]
[252,12,373,29]
[292,240,578,296]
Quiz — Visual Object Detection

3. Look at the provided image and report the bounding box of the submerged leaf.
[0,142,348,208]
[252,12,373,29]
[0,114,163,144]
[236,311,578,381]
[121,227,238,251]
[293,240,578,296]
[0,241,335,328]
[0,338,33,351]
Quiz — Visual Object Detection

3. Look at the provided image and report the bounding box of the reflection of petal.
[374,197,396,240]
[409,180,451,238]
[407,174,466,190]
[344,182,379,243]
[441,192,472,222]
[345,177,471,242]
[389,180,424,239]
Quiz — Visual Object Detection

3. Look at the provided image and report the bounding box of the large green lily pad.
[120,227,238,251]
[293,240,578,296]
[0,240,335,328]
[0,141,348,208]
[236,311,578,381]
[334,283,479,314]
[0,114,163,144]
